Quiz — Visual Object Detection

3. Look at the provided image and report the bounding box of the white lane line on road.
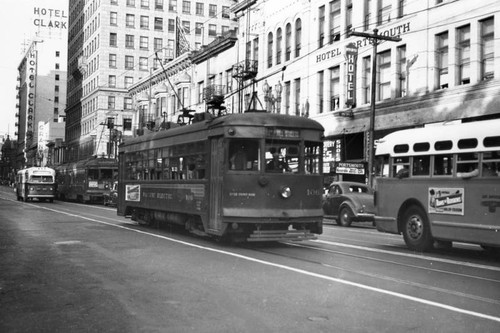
[8,199,500,324]
[312,239,500,272]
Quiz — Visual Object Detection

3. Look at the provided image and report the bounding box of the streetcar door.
[208,137,224,231]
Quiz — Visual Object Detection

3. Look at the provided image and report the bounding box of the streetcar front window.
[100,169,114,180]
[265,141,299,174]
[304,141,322,174]
[228,139,260,171]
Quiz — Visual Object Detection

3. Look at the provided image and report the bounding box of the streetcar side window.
[228,139,260,171]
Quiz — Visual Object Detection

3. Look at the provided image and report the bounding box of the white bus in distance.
[374,119,500,252]
[15,167,57,202]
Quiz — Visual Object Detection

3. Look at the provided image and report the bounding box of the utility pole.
[349,29,401,187]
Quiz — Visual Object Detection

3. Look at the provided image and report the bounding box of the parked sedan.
[322,181,375,227]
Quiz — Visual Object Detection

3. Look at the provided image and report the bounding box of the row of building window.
[111,0,228,19]
[436,17,494,89]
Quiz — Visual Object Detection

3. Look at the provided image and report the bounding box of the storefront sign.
[335,162,365,175]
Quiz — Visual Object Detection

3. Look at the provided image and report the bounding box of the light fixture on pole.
[275,81,282,113]
[349,29,401,187]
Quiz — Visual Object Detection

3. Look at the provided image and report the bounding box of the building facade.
[65,0,239,161]
[119,0,500,184]
[240,0,500,183]
[16,38,68,169]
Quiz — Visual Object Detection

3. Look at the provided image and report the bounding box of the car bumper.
[374,216,398,234]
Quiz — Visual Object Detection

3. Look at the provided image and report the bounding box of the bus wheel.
[402,205,433,252]
[338,206,353,227]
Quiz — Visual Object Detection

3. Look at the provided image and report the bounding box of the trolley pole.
[349,29,401,187]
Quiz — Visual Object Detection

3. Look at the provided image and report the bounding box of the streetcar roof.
[376,119,500,156]
[120,112,324,149]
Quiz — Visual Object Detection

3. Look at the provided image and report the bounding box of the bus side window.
[456,152,478,174]
[413,155,430,176]
[391,157,409,177]
[434,154,453,176]
[482,151,500,177]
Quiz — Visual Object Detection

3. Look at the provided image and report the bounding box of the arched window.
[295,18,302,58]
[285,23,292,61]
[267,32,273,68]
[276,28,282,65]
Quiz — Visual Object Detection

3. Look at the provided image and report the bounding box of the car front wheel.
[338,206,353,227]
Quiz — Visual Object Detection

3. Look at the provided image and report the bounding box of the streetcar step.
[247,230,317,242]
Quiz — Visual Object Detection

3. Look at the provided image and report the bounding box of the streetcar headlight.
[30,187,35,191]
[280,186,292,199]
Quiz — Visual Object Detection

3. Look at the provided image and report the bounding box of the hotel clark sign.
[33,7,68,29]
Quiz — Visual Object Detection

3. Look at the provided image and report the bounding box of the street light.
[275,81,282,114]
[262,80,283,113]
[162,111,167,129]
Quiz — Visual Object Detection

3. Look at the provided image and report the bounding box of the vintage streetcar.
[55,157,118,203]
[15,167,57,202]
[117,112,324,242]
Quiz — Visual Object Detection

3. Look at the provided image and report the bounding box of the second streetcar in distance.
[55,157,118,203]
[117,112,324,242]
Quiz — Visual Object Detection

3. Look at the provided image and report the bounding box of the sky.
[0,0,64,138]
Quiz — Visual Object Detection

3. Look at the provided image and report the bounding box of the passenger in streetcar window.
[230,145,248,170]
[266,148,291,173]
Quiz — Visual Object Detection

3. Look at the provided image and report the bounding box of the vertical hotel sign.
[26,43,37,150]
[344,43,358,107]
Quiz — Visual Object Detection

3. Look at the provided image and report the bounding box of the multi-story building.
[123,0,500,184]
[239,0,500,183]
[16,38,68,169]
[65,0,239,161]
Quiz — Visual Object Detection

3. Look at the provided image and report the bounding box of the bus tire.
[401,205,433,252]
[338,206,353,227]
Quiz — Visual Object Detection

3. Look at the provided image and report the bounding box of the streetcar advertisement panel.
[125,184,141,202]
[428,187,464,216]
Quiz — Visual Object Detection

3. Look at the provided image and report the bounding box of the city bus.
[117,111,324,242]
[15,167,57,202]
[373,119,500,252]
